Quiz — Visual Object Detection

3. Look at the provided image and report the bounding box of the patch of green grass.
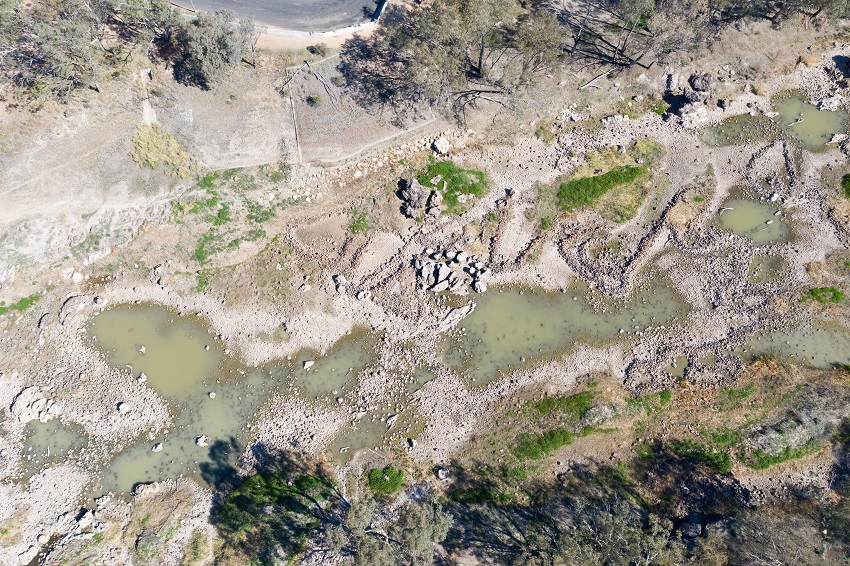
[195,271,211,292]
[539,216,552,230]
[534,121,557,144]
[512,428,573,460]
[0,292,43,316]
[557,165,647,212]
[627,389,672,415]
[650,100,668,116]
[501,466,528,480]
[533,391,595,422]
[800,287,844,304]
[367,466,405,496]
[194,233,217,264]
[188,191,221,214]
[485,211,499,224]
[693,195,705,203]
[198,171,220,189]
[448,487,510,505]
[205,202,231,226]
[670,439,732,474]
[743,441,824,470]
[842,173,850,198]
[349,209,369,234]
[417,159,487,215]
[245,200,276,224]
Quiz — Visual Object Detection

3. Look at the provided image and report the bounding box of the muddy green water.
[718,199,789,244]
[703,94,847,150]
[748,255,787,283]
[442,283,689,385]
[21,420,88,479]
[744,322,850,368]
[88,306,377,493]
[773,95,848,150]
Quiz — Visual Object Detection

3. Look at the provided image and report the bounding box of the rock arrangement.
[400,178,443,218]
[413,247,489,294]
[10,386,62,424]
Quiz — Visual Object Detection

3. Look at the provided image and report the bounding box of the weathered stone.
[303,360,315,370]
[400,179,430,215]
[473,281,487,293]
[59,295,88,325]
[151,443,163,452]
[196,435,209,447]
[689,73,712,92]
[432,136,450,154]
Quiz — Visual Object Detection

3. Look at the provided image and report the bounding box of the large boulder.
[689,73,712,92]
[11,386,61,423]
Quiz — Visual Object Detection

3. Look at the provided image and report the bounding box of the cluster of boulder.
[413,247,489,294]
[10,386,62,424]
[400,178,443,218]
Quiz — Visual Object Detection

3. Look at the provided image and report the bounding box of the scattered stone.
[400,178,430,217]
[689,73,712,92]
[303,360,315,370]
[11,387,61,424]
[151,443,163,452]
[138,345,146,355]
[117,402,130,415]
[196,435,209,447]
[406,438,417,449]
[436,466,450,480]
[209,392,216,399]
[473,281,487,293]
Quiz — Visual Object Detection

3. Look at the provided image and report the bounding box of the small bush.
[367,466,405,495]
[448,487,510,505]
[512,428,573,460]
[800,287,844,304]
[349,209,369,233]
[670,440,733,474]
[305,94,322,107]
[557,165,647,212]
[842,174,850,198]
[307,43,329,57]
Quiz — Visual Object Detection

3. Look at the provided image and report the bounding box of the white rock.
[303,360,315,370]
[137,372,147,383]
[71,272,84,284]
[138,345,146,355]
[209,392,216,399]
[151,443,163,452]
[195,435,209,447]
[117,402,130,415]
[473,281,488,293]
[432,136,450,154]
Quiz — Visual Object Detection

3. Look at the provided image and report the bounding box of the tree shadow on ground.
[207,444,347,565]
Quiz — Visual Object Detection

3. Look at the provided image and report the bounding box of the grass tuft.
[417,159,487,215]
[557,165,647,212]
[800,287,844,304]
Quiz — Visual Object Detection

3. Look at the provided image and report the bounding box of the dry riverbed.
[1,23,850,565]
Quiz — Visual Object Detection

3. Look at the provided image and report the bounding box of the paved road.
[174,0,378,31]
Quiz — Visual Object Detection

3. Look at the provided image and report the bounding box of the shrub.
[307,43,329,57]
[557,165,647,212]
[367,466,405,495]
[305,94,322,107]
[843,174,850,198]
